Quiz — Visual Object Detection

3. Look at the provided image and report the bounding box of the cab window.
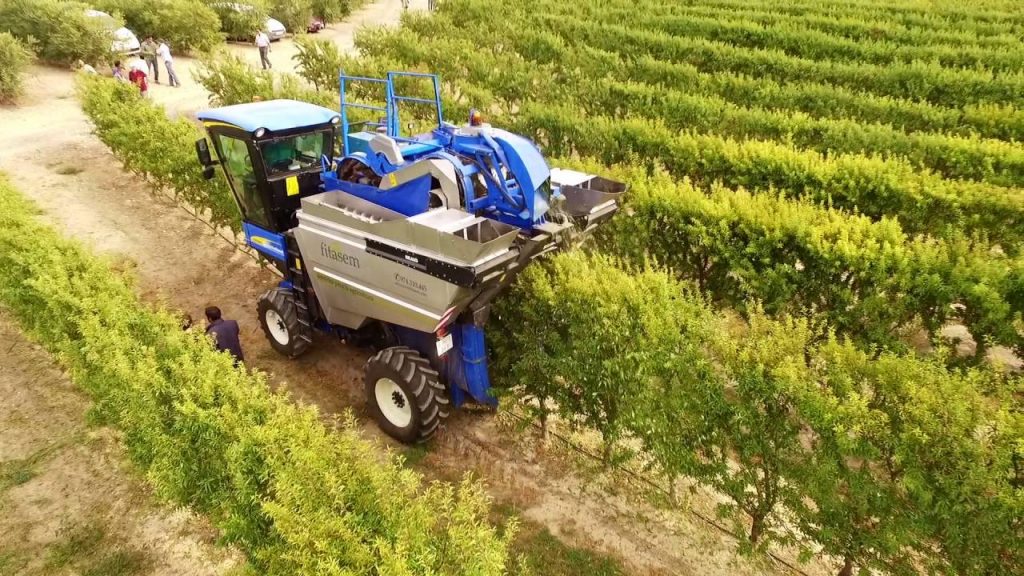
[216,135,269,227]
[260,131,329,176]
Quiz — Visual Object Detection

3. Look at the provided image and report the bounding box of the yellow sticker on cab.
[388,173,398,187]
[286,176,299,196]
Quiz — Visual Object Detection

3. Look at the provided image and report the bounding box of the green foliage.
[76,76,240,231]
[0,0,114,66]
[491,253,1023,573]
[205,0,268,41]
[572,160,1019,356]
[0,174,515,574]
[95,0,223,53]
[292,35,343,90]
[357,9,1024,250]
[193,52,336,108]
[310,0,354,22]
[493,252,716,461]
[0,32,33,104]
[267,0,312,33]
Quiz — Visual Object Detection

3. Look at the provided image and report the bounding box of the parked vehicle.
[307,18,325,33]
[265,16,286,40]
[84,9,140,55]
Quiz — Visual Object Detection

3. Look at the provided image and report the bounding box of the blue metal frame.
[338,72,444,156]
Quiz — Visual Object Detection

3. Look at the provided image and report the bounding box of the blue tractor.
[195,72,625,442]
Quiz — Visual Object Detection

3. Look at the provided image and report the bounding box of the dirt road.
[0,2,825,573]
[147,0,420,116]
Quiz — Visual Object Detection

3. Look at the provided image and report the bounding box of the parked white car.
[264,16,286,41]
[84,9,141,55]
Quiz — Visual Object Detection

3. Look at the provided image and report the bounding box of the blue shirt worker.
[204,306,244,364]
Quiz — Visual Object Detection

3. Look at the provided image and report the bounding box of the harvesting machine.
[195,72,625,442]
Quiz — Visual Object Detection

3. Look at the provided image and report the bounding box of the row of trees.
[363,15,1024,186]
[351,13,1024,249]
[490,250,1023,576]
[0,32,33,104]
[0,0,363,68]
[539,15,1024,108]
[391,13,1024,142]
[676,0,1024,40]
[541,0,1024,71]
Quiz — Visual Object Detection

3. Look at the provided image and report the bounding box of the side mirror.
[195,137,213,167]
[202,165,216,180]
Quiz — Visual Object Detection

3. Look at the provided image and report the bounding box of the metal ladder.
[285,233,315,346]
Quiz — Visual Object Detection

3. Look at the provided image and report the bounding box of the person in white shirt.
[255,31,271,70]
[156,40,180,87]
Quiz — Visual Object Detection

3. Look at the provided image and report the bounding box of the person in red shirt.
[128,60,148,97]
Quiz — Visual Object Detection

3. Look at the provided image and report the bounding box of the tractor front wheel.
[365,346,449,443]
[257,287,312,358]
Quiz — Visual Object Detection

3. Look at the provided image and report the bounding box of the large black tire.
[257,287,312,358]
[365,346,450,443]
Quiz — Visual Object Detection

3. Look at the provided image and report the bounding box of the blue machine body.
[240,72,568,408]
[337,71,559,230]
[243,221,287,261]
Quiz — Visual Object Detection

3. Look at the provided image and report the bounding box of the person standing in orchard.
[157,40,180,87]
[140,36,159,84]
[255,30,271,70]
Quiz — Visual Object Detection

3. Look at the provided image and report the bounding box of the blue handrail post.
[337,71,444,146]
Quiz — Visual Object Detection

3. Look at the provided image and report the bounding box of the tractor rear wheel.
[257,287,312,358]
[365,346,449,443]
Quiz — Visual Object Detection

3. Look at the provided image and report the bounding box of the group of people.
[110,36,180,97]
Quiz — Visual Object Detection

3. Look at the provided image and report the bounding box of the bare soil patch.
[0,312,242,576]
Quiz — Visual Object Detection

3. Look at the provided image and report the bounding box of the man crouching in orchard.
[204,306,245,366]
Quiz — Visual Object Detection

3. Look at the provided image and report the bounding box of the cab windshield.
[260,131,330,176]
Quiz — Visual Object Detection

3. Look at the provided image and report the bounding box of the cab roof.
[196,99,340,133]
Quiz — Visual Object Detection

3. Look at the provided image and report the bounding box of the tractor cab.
[196,99,341,235]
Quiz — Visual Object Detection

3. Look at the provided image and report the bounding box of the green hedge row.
[663,0,1024,40]
[408,1,1024,109]
[564,158,1023,357]
[536,16,1024,108]
[77,76,240,232]
[490,250,1023,576]
[0,32,33,104]
[194,52,337,108]
[535,1,1024,72]
[577,78,1024,187]
[510,104,1024,254]
[0,173,514,574]
[393,13,1024,141]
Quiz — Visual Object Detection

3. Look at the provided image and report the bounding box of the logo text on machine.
[321,242,361,268]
